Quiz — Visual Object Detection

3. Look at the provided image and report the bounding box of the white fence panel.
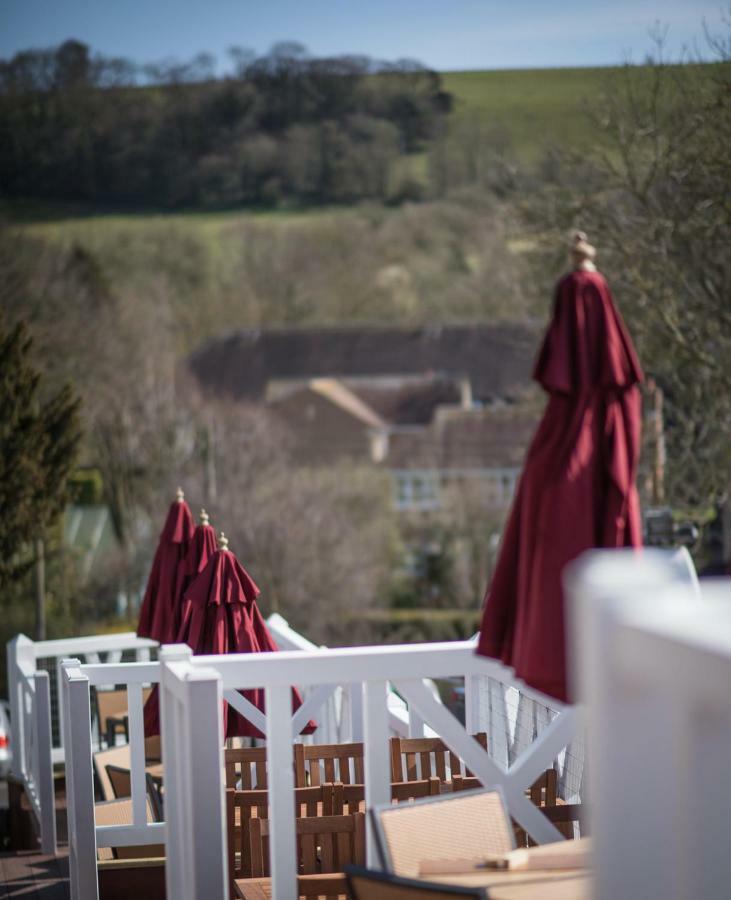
[6,635,57,853]
[568,549,729,900]
[158,640,578,900]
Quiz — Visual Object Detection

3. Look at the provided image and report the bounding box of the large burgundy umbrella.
[145,532,315,738]
[477,233,643,703]
[137,488,195,642]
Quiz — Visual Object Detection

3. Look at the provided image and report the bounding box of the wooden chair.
[95,688,130,748]
[329,778,441,815]
[294,741,364,787]
[249,812,366,878]
[372,788,513,878]
[106,763,131,798]
[225,746,269,789]
[226,785,332,883]
[94,797,162,861]
[94,745,131,801]
[346,865,489,899]
[390,733,488,786]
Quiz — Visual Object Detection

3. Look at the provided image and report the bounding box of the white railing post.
[464,673,481,735]
[363,680,391,867]
[348,682,364,742]
[7,635,34,780]
[61,659,98,900]
[160,646,228,900]
[266,683,298,900]
[33,669,57,854]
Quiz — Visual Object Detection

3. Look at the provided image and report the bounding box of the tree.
[0,316,82,588]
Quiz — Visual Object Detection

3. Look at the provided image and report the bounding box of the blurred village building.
[189,324,541,515]
[188,324,542,601]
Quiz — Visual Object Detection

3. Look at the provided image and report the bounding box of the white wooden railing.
[60,637,577,900]
[6,635,56,853]
[157,641,578,900]
[9,631,158,764]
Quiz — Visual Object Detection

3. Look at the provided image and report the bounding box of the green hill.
[443,63,716,162]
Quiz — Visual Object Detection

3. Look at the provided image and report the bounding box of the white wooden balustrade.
[59,637,578,900]
[6,635,56,854]
[157,641,578,900]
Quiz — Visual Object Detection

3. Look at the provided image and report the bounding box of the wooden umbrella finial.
[176,486,185,502]
[200,508,210,526]
[217,531,229,551]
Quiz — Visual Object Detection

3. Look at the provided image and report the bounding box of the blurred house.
[189,324,541,513]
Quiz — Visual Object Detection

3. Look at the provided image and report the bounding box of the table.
[423,837,592,900]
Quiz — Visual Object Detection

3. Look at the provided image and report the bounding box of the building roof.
[189,323,540,404]
[385,404,539,470]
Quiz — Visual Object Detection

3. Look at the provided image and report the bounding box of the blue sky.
[0,1,722,71]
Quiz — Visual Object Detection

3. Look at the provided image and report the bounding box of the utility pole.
[35,537,46,640]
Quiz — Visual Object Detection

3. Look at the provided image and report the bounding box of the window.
[393,472,440,511]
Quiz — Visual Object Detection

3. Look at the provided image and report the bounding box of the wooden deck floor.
[0,847,69,899]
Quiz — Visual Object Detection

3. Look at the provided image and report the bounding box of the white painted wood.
[33,670,57,854]
[568,551,731,900]
[266,683,298,900]
[222,688,267,735]
[363,680,391,867]
[348,681,364,741]
[291,683,336,738]
[62,660,99,900]
[194,640,505,688]
[96,823,166,846]
[187,670,228,900]
[126,682,147,826]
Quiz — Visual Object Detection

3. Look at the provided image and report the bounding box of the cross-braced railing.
[159,641,578,900]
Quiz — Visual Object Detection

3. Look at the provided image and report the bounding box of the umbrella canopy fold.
[477,247,643,703]
[173,509,218,640]
[137,489,195,642]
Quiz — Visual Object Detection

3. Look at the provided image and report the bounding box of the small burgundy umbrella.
[477,233,643,703]
[137,488,195,642]
[173,508,218,641]
[145,532,315,739]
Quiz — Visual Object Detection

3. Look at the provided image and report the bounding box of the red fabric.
[173,523,217,640]
[144,547,316,738]
[137,499,195,642]
[476,268,644,702]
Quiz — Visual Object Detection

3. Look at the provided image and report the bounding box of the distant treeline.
[0,39,452,208]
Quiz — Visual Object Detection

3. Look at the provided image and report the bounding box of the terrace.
[5,549,730,900]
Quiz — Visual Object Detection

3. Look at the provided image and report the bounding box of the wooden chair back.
[294,741,365,787]
[106,764,131,798]
[226,785,332,882]
[329,778,441,815]
[93,745,131,801]
[390,733,487,784]
[249,812,366,878]
[373,789,513,878]
[95,688,129,746]
[224,746,268,789]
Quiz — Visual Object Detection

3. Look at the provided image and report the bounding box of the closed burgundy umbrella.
[137,488,195,642]
[477,233,643,703]
[145,532,315,738]
[173,508,218,640]
[142,508,218,734]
